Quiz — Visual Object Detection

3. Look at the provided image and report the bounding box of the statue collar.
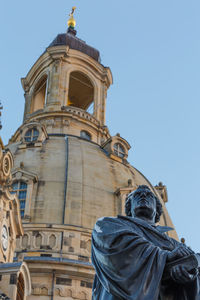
[118,215,174,233]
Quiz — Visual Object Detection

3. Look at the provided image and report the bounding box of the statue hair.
[125,185,163,223]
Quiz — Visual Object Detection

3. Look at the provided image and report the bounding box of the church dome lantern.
[21,9,112,147]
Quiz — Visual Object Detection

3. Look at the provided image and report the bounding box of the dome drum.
[10,109,111,146]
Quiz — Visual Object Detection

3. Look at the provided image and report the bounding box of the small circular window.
[113,143,125,158]
[24,128,39,142]
[80,130,91,141]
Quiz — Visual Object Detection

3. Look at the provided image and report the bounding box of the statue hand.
[170,265,199,284]
[167,246,193,262]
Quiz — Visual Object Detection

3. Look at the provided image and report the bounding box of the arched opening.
[16,272,25,300]
[31,75,47,113]
[68,71,94,113]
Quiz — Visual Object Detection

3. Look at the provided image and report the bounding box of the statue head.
[125,185,163,223]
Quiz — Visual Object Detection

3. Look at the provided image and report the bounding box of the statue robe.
[91,215,200,300]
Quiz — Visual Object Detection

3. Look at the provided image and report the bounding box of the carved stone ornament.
[0,150,13,185]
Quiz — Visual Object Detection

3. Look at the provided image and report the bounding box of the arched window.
[31,76,47,113]
[113,143,125,158]
[12,181,27,218]
[68,71,94,113]
[24,128,39,142]
[80,130,91,141]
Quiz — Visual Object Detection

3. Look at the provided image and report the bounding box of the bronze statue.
[91,185,200,299]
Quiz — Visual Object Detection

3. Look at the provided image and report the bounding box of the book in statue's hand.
[163,253,200,281]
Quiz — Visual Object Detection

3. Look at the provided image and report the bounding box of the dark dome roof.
[48,32,100,62]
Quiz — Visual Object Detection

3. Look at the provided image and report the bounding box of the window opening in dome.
[24,128,39,142]
[113,143,125,158]
[80,130,91,141]
[31,76,47,113]
[68,71,94,114]
[11,181,27,218]
[86,102,94,114]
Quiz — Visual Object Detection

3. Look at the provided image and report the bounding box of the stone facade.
[0,137,31,299]
[6,26,178,299]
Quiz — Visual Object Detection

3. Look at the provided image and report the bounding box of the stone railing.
[61,106,100,126]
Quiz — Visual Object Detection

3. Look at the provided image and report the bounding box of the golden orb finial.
[67,6,76,29]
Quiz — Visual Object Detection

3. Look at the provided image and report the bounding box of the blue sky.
[1,0,200,251]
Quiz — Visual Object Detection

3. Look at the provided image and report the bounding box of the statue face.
[130,188,157,222]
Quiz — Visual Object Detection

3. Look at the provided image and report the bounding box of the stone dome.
[8,133,176,235]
